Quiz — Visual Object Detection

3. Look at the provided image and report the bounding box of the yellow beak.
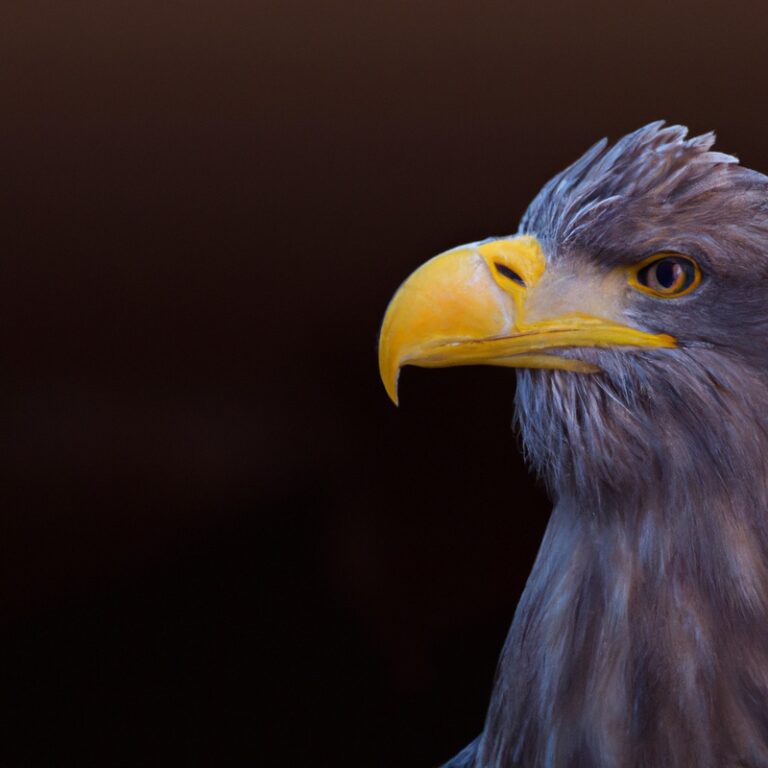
[378,235,676,404]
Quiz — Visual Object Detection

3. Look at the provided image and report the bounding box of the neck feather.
[479,354,768,768]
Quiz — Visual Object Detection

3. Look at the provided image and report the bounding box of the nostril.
[494,263,526,287]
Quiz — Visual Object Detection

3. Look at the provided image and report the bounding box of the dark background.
[3,1,768,765]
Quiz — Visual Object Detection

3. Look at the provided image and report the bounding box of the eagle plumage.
[379,123,768,768]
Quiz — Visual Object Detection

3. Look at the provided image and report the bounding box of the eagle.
[378,123,768,768]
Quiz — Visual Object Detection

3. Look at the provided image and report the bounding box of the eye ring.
[628,253,701,298]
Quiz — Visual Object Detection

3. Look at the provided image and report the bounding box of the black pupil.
[655,259,679,288]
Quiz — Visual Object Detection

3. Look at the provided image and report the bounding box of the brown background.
[3,1,767,765]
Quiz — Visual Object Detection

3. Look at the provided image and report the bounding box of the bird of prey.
[378,123,768,768]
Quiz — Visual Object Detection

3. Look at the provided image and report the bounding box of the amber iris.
[631,254,701,298]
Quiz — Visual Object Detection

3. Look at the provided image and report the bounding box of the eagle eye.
[629,253,701,298]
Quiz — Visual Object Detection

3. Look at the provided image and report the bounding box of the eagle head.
[380,122,768,509]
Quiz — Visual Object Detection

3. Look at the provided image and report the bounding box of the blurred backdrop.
[3,0,768,765]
